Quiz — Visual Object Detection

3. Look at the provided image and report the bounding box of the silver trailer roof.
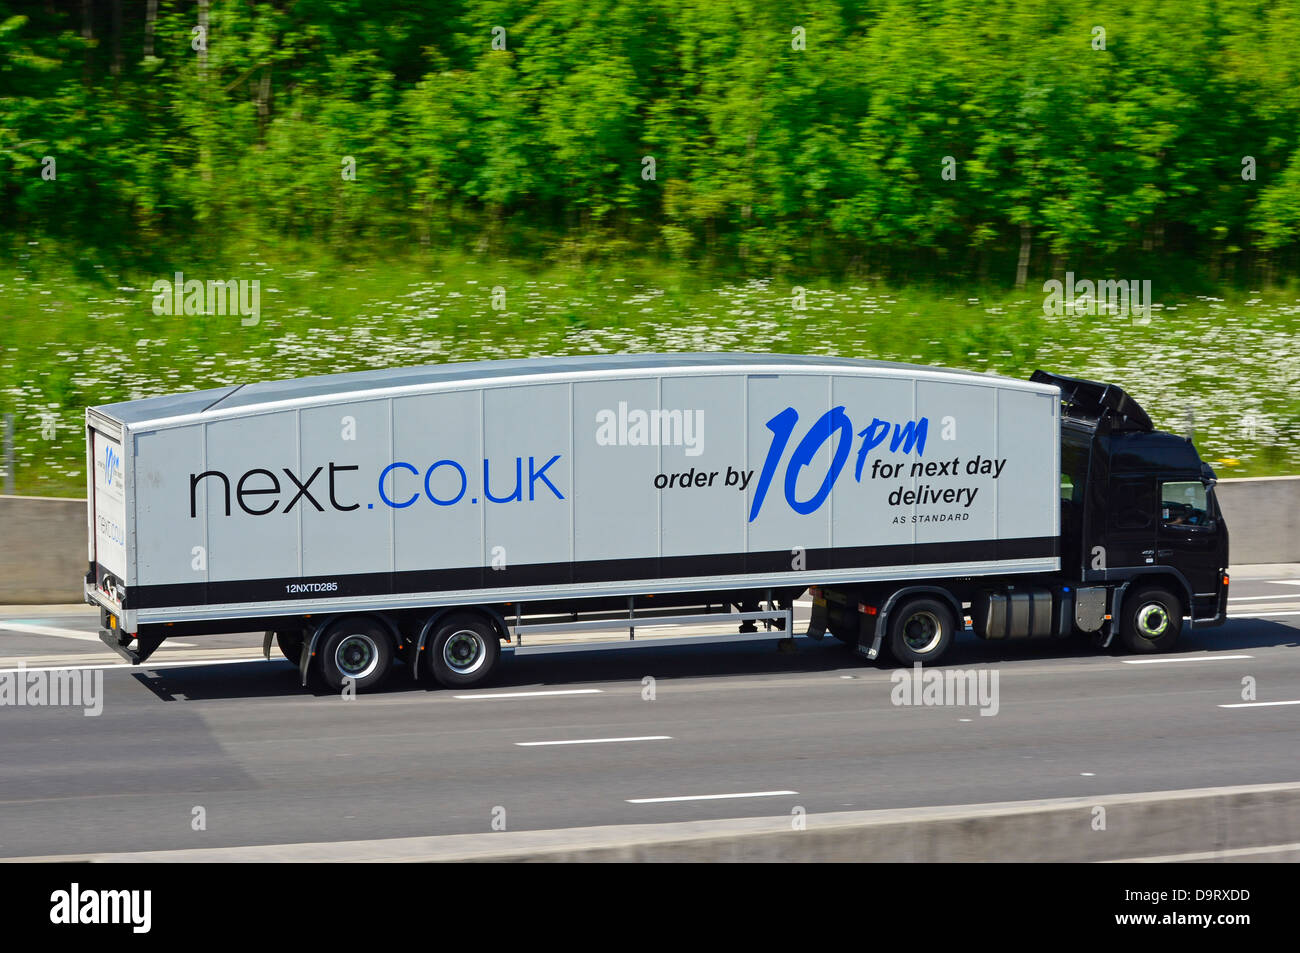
[92,352,1052,426]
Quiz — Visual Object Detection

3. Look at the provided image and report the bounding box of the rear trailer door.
[90,425,128,607]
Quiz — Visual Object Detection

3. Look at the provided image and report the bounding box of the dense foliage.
[3,0,1300,280]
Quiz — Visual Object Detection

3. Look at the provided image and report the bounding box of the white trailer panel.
[85,355,1061,626]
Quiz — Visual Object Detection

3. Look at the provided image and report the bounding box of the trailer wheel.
[318,618,394,693]
[1119,587,1182,654]
[829,616,860,646]
[275,631,304,665]
[829,627,857,646]
[427,612,500,688]
[887,597,955,665]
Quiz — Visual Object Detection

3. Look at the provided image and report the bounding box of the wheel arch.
[869,585,964,661]
[1110,568,1194,627]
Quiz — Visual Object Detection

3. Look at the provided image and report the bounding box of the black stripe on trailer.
[122,535,1059,611]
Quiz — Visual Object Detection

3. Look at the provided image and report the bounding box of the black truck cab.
[1038,371,1230,634]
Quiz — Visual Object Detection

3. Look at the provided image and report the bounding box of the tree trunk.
[82,0,93,83]
[144,0,157,59]
[1016,224,1032,289]
[111,0,122,76]
[198,0,211,184]
[197,0,208,74]
[256,66,271,143]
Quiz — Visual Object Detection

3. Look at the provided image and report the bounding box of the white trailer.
[86,353,1062,690]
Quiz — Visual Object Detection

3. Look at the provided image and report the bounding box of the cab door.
[1157,479,1220,597]
[1104,475,1158,570]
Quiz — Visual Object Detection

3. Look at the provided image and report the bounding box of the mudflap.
[856,610,884,661]
[805,591,828,641]
[99,628,166,665]
[299,620,329,687]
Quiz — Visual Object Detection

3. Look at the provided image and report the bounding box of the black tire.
[317,617,395,693]
[1119,586,1183,654]
[828,616,860,645]
[275,631,304,665]
[887,597,955,665]
[426,612,501,688]
[829,628,857,645]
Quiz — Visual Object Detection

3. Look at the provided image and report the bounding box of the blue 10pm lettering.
[748,407,928,522]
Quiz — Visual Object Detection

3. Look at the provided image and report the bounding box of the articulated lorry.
[86,354,1229,691]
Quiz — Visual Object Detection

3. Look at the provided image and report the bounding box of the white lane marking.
[1267,580,1300,585]
[1232,611,1300,618]
[1219,700,1300,708]
[0,622,100,642]
[0,657,275,675]
[627,790,797,804]
[1228,594,1300,602]
[0,621,195,647]
[1105,841,1300,863]
[453,689,604,700]
[516,735,671,747]
[1122,654,1253,664]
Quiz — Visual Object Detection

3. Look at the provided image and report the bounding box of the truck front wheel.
[318,618,394,693]
[888,597,955,665]
[1119,587,1182,653]
[427,612,501,688]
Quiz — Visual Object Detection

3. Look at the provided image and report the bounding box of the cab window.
[1110,478,1155,531]
[1161,481,1210,526]
[1060,443,1086,505]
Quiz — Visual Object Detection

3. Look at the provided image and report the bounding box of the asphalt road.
[0,570,1297,859]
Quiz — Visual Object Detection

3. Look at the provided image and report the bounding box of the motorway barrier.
[0,495,86,604]
[6,781,1299,862]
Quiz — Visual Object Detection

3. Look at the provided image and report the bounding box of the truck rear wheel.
[318,618,394,692]
[888,597,955,665]
[1119,586,1182,654]
[427,612,501,688]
